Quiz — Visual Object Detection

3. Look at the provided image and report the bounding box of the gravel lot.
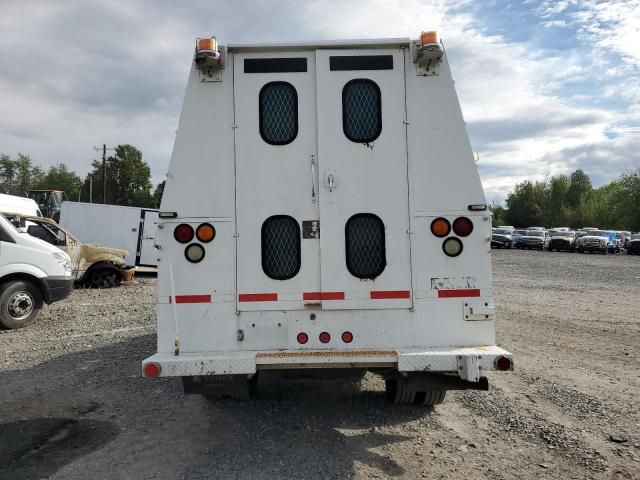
[1,251,639,480]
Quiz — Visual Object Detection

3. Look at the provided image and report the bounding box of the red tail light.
[143,362,161,378]
[319,332,331,344]
[297,332,309,344]
[452,217,473,237]
[174,223,194,243]
[495,356,512,371]
[341,331,353,343]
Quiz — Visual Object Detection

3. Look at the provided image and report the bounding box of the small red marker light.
[452,217,473,237]
[319,332,331,344]
[495,356,512,371]
[174,224,194,243]
[297,332,308,344]
[341,331,353,343]
[144,362,161,378]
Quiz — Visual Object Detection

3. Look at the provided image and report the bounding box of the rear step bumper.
[142,345,512,382]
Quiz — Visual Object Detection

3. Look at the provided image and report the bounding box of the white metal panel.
[315,48,412,310]
[234,50,320,311]
[59,201,155,267]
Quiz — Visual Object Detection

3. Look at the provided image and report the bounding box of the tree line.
[0,145,165,209]
[491,167,640,231]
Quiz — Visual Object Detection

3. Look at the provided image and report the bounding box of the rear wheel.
[385,378,446,406]
[0,281,43,329]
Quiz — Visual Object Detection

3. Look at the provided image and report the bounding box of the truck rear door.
[315,49,412,310]
[234,51,321,311]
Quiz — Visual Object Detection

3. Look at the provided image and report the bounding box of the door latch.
[324,170,337,192]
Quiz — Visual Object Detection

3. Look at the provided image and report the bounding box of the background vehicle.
[547,230,576,252]
[511,229,527,248]
[60,201,159,268]
[142,33,513,406]
[0,193,42,217]
[14,215,130,288]
[520,230,547,250]
[27,189,64,222]
[491,228,513,248]
[626,233,640,255]
[576,230,611,254]
[0,214,73,329]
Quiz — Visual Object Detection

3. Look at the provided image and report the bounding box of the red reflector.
[303,292,345,301]
[319,332,331,344]
[174,223,194,243]
[370,290,410,299]
[495,356,512,371]
[452,217,473,237]
[144,362,161,378]
[437,289,480,298]
[238,293,278,302]
[297,332,309,344]
[341,331,353,343]
[173,294,211,304]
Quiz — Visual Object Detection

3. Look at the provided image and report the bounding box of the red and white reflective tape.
[170,294,212,304]
[437,288,481,298]
[303,292,345,301]
[370,290,411,299]
[238,293,278,302]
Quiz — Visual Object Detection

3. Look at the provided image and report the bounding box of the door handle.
[324,170,337,192]
[311,154,317,203]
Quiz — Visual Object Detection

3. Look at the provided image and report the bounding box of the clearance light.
[442,237,463,257]
[174,224,194,243]
[453,217,473,237]
[185,243,205,263]
[468,204,487,211]
[430,217,451,237]
[495,356,512,371]
[196,223,216,243]
[341,331,353,343]
[143,362,161,378]
[319,332,331,344]
[297,332,309,345]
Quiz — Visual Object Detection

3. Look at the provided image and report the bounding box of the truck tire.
[0,281,43,329]
[385,379,446,406]
[89,267,122,288]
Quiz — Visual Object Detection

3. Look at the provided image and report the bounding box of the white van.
[0,193,42,218]
[0,214,74,328]
[142,33,513,406]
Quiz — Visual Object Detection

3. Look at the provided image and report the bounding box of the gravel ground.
[1,251,639,479]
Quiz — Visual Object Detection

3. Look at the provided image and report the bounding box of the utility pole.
[93,145,115,204]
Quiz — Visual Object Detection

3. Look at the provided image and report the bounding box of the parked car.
[576,230,616,254]
[520,230,548,250]
[616,231,631,249]
[526,226,545,232]
[9,214,131,288]
[511,229,527,248]
[626,233,640,255]
[0,214,74,329]
[547,230,576,252]
[491,228,513,248]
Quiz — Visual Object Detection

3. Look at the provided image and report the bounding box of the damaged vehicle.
[491,228,513,249]
[547,230,576,252]
[10,215,131,288]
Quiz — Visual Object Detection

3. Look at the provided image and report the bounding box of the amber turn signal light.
[430,217,451,237]
[196,223,216,243]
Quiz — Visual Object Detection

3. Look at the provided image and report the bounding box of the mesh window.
[342,79,382,143]
[345,214,386,279]
[259,82,298,145]
[262,216,301,280]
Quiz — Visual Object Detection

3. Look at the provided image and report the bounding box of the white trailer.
[142,33,513,405]
[60,201,158,268]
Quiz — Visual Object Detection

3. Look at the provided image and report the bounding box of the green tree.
[153,180,165,209]
[0,153,44,196]
[32,163,84,201]
[567,169,592,208]
[81,144,154,207]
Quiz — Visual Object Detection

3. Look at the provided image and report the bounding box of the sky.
[0,0,638,203]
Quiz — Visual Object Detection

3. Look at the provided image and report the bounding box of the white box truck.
[142,33,513,406]
[60,202,158,268]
